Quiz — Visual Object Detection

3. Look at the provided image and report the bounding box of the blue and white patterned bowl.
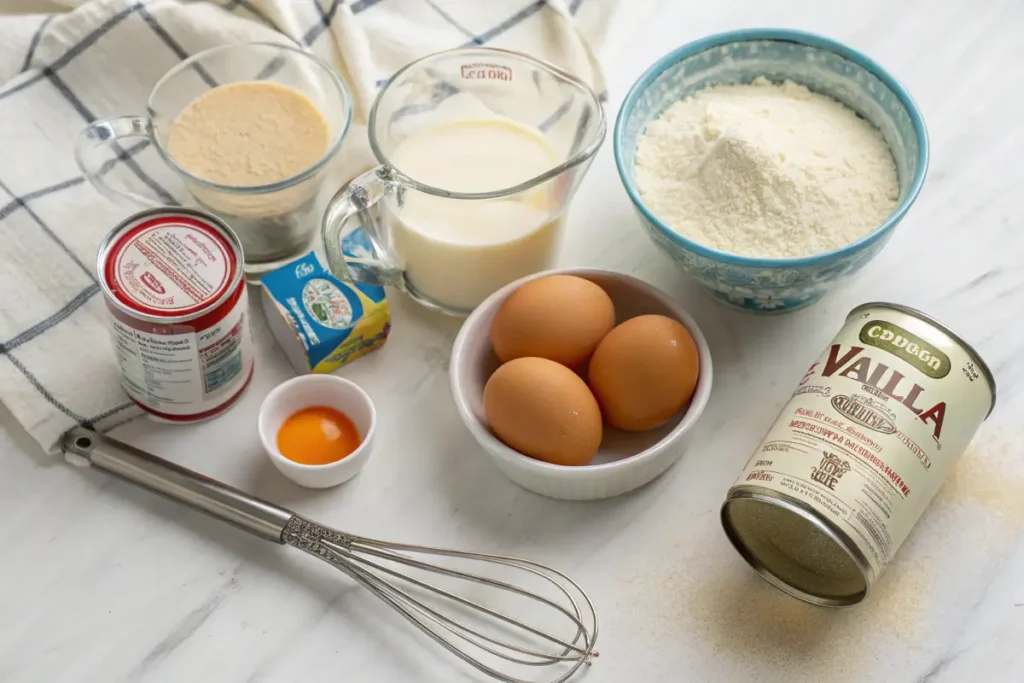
[613,29,929,313]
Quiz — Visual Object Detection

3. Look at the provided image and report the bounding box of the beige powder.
[618,549,929,682]
[167,81,330,188]
[619,429,1023,683]
[936,435,1024,525]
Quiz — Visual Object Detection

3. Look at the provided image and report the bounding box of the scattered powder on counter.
[619,554,930,683]
[635,77,899,258]
[618,429,1023,683]
[934,433,1024,526]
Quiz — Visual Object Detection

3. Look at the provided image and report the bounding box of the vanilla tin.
[721,302,996,606]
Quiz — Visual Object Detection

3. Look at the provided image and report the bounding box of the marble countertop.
[3,1,1024,681]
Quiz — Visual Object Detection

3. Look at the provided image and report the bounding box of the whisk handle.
[63,427,294,543]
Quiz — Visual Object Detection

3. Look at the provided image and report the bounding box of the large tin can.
[721,302,996,606]
[98,207,255,421]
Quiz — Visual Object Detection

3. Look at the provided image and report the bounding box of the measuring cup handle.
[74,115,166,208]
[321,167,403,287]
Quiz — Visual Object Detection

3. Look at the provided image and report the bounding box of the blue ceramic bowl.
[614,29,928,313]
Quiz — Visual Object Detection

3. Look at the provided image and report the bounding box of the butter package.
[261,241,390,374]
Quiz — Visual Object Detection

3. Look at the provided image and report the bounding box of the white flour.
[635,78,899,259]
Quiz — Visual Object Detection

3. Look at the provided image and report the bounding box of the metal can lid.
[100,209,241,320]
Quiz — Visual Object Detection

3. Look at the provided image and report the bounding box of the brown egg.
[483,357,602,466]
[490,275,615,369]
[588,314,700,432]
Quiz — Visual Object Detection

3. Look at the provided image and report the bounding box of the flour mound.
[635,78,899,259]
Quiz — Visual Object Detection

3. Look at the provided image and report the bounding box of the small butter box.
[261,240,390,375]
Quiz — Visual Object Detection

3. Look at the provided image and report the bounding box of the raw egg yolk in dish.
[277,406,360,465]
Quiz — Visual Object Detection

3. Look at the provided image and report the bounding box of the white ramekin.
[258,375,376,489]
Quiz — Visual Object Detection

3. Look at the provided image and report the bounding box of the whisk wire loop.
[330,545,574,670]
[337,541,593,654]
[283,516,598,683]
[321,539,586,665]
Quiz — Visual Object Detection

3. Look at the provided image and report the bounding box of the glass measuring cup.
[320,48,606,316]
[76,42,352,278]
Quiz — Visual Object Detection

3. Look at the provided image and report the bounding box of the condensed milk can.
[98,207,254,421]
[722,302,996,606]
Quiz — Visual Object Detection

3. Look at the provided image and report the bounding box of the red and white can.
[98,207,254,422]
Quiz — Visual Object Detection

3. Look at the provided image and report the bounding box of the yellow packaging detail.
[260,250,390,374]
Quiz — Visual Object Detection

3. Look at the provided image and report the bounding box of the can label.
[732,305,993,576]
[99,209,253,421]
[109,292,251,415]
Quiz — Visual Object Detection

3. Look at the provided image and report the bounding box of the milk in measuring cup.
[387,119,563,311]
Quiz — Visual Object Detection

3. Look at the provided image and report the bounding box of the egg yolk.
[277,406,360,466]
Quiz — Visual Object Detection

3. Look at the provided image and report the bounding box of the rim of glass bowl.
[613,28,930,269]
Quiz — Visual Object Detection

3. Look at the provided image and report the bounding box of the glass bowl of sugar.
[613,28,928,313]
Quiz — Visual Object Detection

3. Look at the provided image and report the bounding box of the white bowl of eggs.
[450,268,713,501]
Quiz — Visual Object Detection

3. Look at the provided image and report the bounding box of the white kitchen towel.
[0,0,657,454]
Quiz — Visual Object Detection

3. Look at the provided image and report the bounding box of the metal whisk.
[63,428,598,683]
